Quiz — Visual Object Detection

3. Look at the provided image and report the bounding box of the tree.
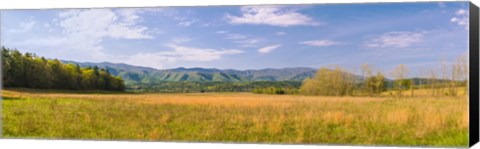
[2,48,125,91]
[391,64,409,97]
[428,68,439,96]
[300,66,355,96]
[81,68,96,89]
[49,59,68,89]
[365,71,386,96]
[457,53,469,95]
[360,64,386,96]
[12,50,27,87]
[361,64,374,96]
[2,48,16,87]
[31,57,54,88]
[299,77,318,95]
[449,61,461,96]
[441,60,448,95]
[407,79,413,97]
[64,64,82,89]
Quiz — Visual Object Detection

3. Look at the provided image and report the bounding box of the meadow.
[1,88,469,147]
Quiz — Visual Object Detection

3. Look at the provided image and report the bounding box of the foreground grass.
[1,89,468,147]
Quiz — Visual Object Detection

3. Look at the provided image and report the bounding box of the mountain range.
[62,60,455,88]
[62,61,318,85]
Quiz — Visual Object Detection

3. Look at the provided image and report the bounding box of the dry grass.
[383,87,468,97]
[1,89,469,147]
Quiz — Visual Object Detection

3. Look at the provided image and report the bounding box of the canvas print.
[0,2,471,147]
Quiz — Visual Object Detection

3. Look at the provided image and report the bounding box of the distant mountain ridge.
[62,60,318,84]
[61,60,456,88]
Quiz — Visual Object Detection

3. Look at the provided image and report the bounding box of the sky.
[0,2,470,77]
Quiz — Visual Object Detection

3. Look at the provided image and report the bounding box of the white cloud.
[43,23,55,33]
[58,10,80,18]
[8,21,36,33]
[455,9,467,15]
[225,6,319,27]
[225,33,247,40]
[125,45,243,68]
[149,27,164,35]
[258,44,281,54]
[200,22,222,28]
[235,38,260,47]
[216,30,229,34]
[451,9,468,30]
[56,9,152,60]
[299,40,342,47]
[177,19,198,27]
[117,9,141,25]
[275,32,286,36]
[166,45,243,61]
[59,9,153,40]
[171,37,192,44]
[219,32,262,47]
[148,8,199,27]
[108,25,152,39]
[176,10,199,27]
[124,53,174,69]
[12,9,154,62]
[365,31,425,48]
[216,30,263,47]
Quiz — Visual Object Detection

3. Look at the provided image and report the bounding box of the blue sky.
[0,2,469,77]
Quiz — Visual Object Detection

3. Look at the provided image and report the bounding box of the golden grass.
[1,89,469,147]
[385,109,409,125]
[383,87,468,97]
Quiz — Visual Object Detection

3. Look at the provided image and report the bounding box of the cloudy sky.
[0,2,469,76]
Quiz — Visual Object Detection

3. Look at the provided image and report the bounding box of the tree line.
[300,66,364,96]
[128,81,301,93]
[299,54,469,97]
[2,47,125,91]
[252,87,299,95]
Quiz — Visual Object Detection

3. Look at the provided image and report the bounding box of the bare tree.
[410,79,414,97]
[391,64,409,97]
[373,71,386,96]
[361,64,374,77]
[333,66,355,96]
[418,67,426,94]
[450,62,462,96]
[428,68,439,97]
[361,64,374,96]
[457,53,469,95]
[441,60,448,96]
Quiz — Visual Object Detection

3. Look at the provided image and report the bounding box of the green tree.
[2,47,125,91]
[364,72,386,96]
[300,66,355,96]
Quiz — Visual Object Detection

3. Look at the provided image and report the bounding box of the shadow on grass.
[3,87,138,95]
[1,96,25,100]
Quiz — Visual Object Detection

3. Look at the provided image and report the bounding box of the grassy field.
[381,87,468,97]
[1,88,469,147]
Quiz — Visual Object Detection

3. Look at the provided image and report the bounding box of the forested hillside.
[63,60,318,84]
[1,47,125,91]
[61,61,321,93]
